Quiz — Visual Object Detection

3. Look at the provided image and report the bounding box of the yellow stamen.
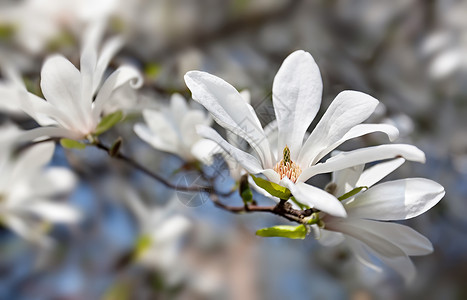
[273,146,302,183]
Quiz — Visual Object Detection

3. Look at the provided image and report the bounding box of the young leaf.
[338,186,368,201]
[94,111,124,136]
[133,234,152,259]
[239,174,253,203]
[250,174,291,200]
[256,225,307,239]
[60,138,86,150]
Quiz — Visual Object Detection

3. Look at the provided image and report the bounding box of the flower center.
[273,146,302,183]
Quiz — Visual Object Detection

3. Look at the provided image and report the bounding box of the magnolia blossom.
[0,0,118,54]
[0,126,80,245]
[316,158,445,283]
[185,50,423,217]
[122,189,190,284]
[134,93,218,163]
[4,23,142,142]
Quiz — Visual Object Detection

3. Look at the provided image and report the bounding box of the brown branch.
[209,194,315,224]
[93,140,213,193]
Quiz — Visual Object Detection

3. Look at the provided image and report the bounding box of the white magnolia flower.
[5,23,142,142]
[185,50,423,217]
[317,158,445,283]
[0,125,80,245]
[123,189,190,284]
[0,0,118,54]
[134,93,218,164]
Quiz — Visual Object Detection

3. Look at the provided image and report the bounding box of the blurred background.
[0,0,466,299]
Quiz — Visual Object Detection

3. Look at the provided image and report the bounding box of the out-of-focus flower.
[185,50,421,217]
[3,23,142,142]
[0,125,80,245]
[316,158,444,283]
[123,189,190,285]
[0,0,118,54]
[134,93,218,164]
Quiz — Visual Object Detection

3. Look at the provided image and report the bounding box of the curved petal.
[41,54,88,128]
[272,50,323,159]
[191,139,220,165]
[347,236,416,284]
[298,144,426,182]
[9,142,55,186]
[332,164,365,197]
[185,71,273,168]
[346,178,445,221]
[29,168,77,198]
[317,229,345,247]
[170,93,189,124]
[196,125,264,174]
[326,218,407,258]
[180,110,209,149]
[134,123,179,155]
[17,126,83,144]
[298,91,379,167]
[22,201,82,223]
[93,37,124,92]
[282,178,347,217]
[92,65,143,120]
[314,123,400,164]
[356,158,406,188]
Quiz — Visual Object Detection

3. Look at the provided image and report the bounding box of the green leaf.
[250,174,291,200]
[133,234,152,259]
[60,138,86,150]
[144,63,162,80]
[94,110,124,136]
[256,224,307,239]
[338,186,368,201]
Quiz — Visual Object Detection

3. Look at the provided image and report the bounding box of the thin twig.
[93,140,213,193]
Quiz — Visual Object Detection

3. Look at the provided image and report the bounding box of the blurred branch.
[151,0,302,61]
[93,139,213,193]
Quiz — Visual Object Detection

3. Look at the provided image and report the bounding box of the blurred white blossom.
[134,93,218,164]
[2,23,142,142]
[0,125,80,246]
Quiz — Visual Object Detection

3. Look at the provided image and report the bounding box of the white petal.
[9,142,55,185]
[196,125,264,174]
[30,167,77,197]
[314,123,400,164]
[298,91,379,167]
[191,139,220,165]
[318,229,345,247]
[152,215,191,244]
[326,218,407,258]
[134,123,179,155]
[298,144,425,182]
[332,164,365,197]
[23,201,82,223]
[41,55,89,128]
[93,37,124,93]
[281,178,347,217]
[346,178,445,220]
[356,158,406,188]
[92,65,143,120]
[180,110,209,150]
[170,93,189,124]
[273,50,322,159]
[185,71,273,168]
[239,90,251,104]
[347,236,416,283]
[17,126,83,143]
